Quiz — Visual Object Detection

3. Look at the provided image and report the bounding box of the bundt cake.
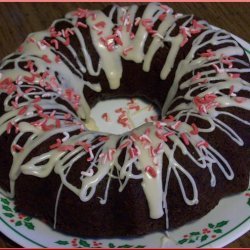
[0,3,250,237]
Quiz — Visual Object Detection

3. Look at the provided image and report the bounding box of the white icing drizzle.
[0,2,249,231]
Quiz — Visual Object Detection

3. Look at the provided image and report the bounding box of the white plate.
[0,32,250,248]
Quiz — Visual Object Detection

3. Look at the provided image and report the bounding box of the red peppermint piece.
[200,49,215,58]
[58,145,75,152]
[181,132,189,145]
[50,39,59,50]
[101,112,111,122]
[159,13,167,21]
[42,55,52,64]
[190,123,199,135]
[76,22,88,29]
[18,105,28,115]
[12,144,24,153]
[196,140,209,148]
[235,97,247,103]
[145,166,157,178]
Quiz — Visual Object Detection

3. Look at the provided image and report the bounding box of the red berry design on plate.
[202,228,211,234]
[178,220,229,245]
[1,197,35,230]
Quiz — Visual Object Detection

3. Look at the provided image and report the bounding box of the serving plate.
[0,32,249,248]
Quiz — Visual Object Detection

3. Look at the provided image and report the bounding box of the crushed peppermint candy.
[196,140,209,148]
[145,166,157,178]
[123,46,134,56]
[190,123,199,135]
[171,120,182,130]
[159,12,167,21]
[12,144,24,153]
[101,112,111,122]
[180,132,189,145]
[235,96,247,103]
[58,145,75,152]
[50,139,62,149]
[7,122,19,134]
[99,148,116,163]
[24,60,35,72]
[98,136,109,142]
[18,105,28,116]
[192,72,202,82]
[193,93,219,114]
[179,26,191,47]
[229,73,240,79]
[200,49,215,58]
[76,22,88,29]
[221,55,234,69]
[50,39,59,50]
[129,146,141,158]
[0,78,17,94]
[119,139,132,149]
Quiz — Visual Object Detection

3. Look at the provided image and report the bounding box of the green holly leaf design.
[208,223,215,229]
[117,244,133,248]
[215,220,228,228]
[178,239,188,245]
[79,239,90,247]
[2,205,12,212]
[55,240,69,245]
[24,216,32,222]
[24,221,35,230]
[15,221,22,226]
[108,243,116,248]
[3,212,14,218]
[1,198,10,205]
[135,245,145,248]
[188,239,195,244]
[213,228,222,234]
[247,198,250,206]
[201,234,209,242]
[190,231,200,236]
[245,49,250,55]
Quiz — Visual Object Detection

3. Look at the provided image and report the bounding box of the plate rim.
[0,215,46,248]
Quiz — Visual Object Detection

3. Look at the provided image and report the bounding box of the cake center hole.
[86,98,160,135]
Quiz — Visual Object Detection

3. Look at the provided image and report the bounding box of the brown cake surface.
[0,3,250,237]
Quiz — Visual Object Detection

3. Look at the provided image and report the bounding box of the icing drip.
[0,2,249,230]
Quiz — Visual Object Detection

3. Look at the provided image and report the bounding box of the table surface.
[0,2,249,248]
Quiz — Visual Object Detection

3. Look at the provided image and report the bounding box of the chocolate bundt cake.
[0,3,250,237]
